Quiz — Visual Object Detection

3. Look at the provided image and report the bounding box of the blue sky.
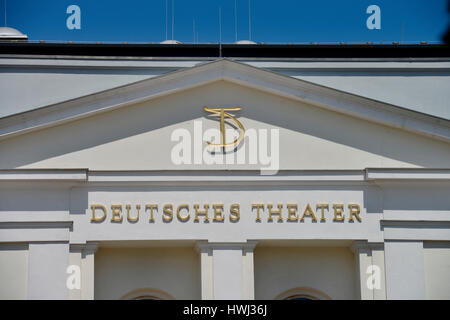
[2,0,449,43]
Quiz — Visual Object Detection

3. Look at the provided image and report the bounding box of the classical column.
[384,240,425,299]
[69,242,99,300]
[68,244,82,300]
[28,242,70,299]
[370,243,387,300]
[351,241,386,300]
[196,241,258,300]
[81,242,98,299]
[196,242,214,300]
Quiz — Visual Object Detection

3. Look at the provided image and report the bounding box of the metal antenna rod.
[234,0,238,42]
[165,0,168,40]
[248,0,251,40]
[193,19,195,44]
[219,7,222,57]
[4,0,6,27]
[171,0,174,40]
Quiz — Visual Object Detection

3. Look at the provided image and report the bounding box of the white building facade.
[0,44,449,300]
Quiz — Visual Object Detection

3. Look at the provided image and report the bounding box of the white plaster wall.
[0,69,161,118]
[1,81,449,170]
[424,242,450,300]
[0,184,72,242]
[0,244,28,299]
[28,242,70,299]
[213,249,244,300]
[381,183,450,221]
[94,247,201,300]
[384,241,426,299]
[254,246,357,300]
[293,74,450,120]
[0,185,71,214]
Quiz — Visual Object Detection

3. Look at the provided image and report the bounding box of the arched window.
[120,288,175,300]
[285,296,315,301]
[274,287,331,300]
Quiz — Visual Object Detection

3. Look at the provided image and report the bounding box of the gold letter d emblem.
[203,106,245,148]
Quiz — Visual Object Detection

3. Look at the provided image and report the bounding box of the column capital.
[350,241,385,254]
[70,241,99,255]
[368,242,384,250]
[350,240,369,254]
[195,240,258,253]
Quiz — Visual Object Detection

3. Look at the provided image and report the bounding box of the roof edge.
[0,42,449,58]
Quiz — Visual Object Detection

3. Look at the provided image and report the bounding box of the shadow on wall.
[253,246,357,299]
[94,247,201,300]
[0,184,71,212]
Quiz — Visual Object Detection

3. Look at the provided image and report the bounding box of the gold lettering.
[300,203,317,222]
[162,204,173,222]
[333,203,345,222]
[203,107,245,147]
[316,203,329,222]
[230,203,240,222]
[126,204,139,222]
[251,203,264,222]
[111,204,123,222]
[348,203,362,222]
[286,203,298,222]
[145,204,158,223]
[177,204,190,222]
[193,204,210,222]
[90,204,107,222]
[267,203,283,222]
[89,201,361,224]
[212,204,225,222]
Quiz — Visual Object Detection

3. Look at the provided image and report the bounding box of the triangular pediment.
[0,59,448,143]
[0,73,449,171]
